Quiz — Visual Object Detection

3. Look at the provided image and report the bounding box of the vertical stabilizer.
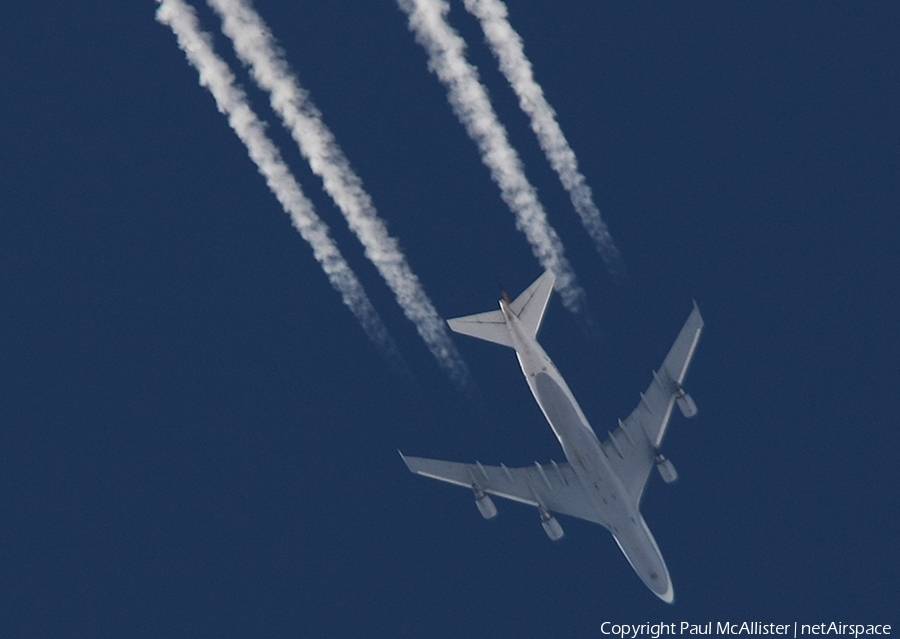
[447,271,555,348]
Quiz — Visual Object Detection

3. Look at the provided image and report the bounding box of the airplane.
[400,271,704,603]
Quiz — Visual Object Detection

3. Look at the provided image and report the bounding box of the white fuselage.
[500,300,674,603]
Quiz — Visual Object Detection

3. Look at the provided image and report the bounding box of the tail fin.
[447,271,555,348]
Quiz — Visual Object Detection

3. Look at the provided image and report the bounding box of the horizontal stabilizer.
[446,270,555,348]
[510,270,555,339]
[446,309,512,348]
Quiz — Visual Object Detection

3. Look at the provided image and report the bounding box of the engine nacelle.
[655,452,679,484]
[674,383,698,418]
[539,506,564,541]
[474,488,497,520]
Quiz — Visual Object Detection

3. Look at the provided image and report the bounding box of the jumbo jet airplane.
[400,271,703,603]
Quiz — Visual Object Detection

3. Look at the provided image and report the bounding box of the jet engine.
[674,382,698,418]
[655,452,679,484]
[539,505,564,541]
[473,486,497,520]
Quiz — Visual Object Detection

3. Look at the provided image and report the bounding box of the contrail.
[155,0,404,370]
[397,0,587,314]
[463,0,622,274]
[206,0,470,387]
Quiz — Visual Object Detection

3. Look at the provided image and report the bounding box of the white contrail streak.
[397,0,587,314]
[463,0,622,273]
[155,0,404,369]
[206,0,470,387]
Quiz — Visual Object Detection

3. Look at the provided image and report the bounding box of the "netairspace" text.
[600,623,891,638]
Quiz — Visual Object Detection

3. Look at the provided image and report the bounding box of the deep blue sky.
[1,1,898,636]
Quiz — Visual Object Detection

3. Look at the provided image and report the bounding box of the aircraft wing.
[400,454,608,526]
[602,303,704,505]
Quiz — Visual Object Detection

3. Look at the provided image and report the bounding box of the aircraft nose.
[656,583,675,604]
[648,572,674,604]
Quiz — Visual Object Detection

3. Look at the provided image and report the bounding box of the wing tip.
[690,299,704,326]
